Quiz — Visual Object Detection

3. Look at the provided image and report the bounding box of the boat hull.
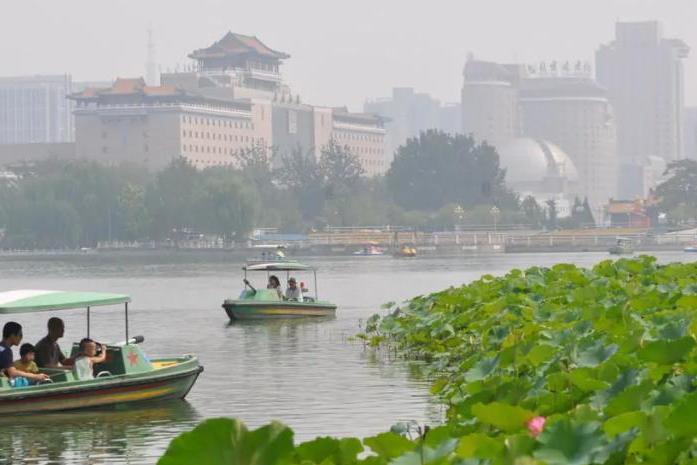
[0,357,202,415]
[223,301,336,320]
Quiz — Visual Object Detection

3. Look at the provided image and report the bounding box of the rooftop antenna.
[146,24,158,85]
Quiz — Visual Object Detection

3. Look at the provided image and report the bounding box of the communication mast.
[146,25,158,85]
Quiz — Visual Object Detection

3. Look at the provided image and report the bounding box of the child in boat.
[267,275,283,299]
[13,343,39,374]
[73,338,107,380]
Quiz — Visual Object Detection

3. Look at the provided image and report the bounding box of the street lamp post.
[490,206,500,233]
[453,205,464,231]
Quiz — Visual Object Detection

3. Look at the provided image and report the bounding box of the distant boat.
[609,237,634,255]
[684,244,697,252]
[352,245,385,256]
[393,245,417,258]
[223,262,337,320]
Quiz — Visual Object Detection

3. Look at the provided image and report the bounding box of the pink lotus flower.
[527,416,546,437]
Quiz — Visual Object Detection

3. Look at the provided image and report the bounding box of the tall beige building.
[320,108,387,176]
[596,21,689,198]
[162,31,388,176]
[519,76,618,215]
[461,59,521,149]
[70,78,271,170]
[462,57,619,213]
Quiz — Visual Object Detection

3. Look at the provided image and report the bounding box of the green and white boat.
[222,262,337,320]
[609,237,634,255]
[0,290,203,415]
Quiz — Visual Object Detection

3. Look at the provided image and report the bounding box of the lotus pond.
[160,256,697,465]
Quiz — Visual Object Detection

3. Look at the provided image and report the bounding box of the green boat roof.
[244,262,312,272]
[0,290,130,314]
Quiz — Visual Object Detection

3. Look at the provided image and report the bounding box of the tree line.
[0,131,597,249]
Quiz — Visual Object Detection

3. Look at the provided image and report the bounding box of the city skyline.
[1,0,695,112]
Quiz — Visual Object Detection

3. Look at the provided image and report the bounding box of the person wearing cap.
[285,277,303,302]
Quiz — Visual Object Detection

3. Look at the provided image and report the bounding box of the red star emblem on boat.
[127,351,139,366]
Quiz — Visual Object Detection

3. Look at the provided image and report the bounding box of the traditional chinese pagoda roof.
[68,77,252,112]
[189,32,289,61]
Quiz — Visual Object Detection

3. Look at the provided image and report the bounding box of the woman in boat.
[267,275,283,299]
[72,338,107,380]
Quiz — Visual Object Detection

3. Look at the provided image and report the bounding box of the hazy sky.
[1,0,695,110]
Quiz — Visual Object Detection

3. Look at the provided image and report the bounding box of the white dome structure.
[498,138,578,195]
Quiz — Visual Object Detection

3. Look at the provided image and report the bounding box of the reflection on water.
[0,401,198,464]
[0,251,691,464]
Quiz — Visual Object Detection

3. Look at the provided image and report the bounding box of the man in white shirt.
[285,277,303,302]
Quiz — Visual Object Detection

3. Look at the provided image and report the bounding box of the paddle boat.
[0,290,203,415]
[246,245,289,264]
[393,245,417,258]
[222,262,337,320]
[352,245,385,256]
[609,237,634,255]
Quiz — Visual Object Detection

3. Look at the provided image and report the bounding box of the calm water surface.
[0,251,690,464]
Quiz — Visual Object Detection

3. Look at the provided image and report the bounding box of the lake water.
[0,250,690,464]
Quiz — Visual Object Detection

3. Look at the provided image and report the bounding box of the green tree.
[656,159,697,224]
[521,195,545,228]
[194,169,259,240]
[386,130,517,211]
[146,158,201,239]
[118,183,149,240]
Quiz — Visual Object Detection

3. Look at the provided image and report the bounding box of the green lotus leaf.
[637,337,695,365]
[533,419,606,465]
[676,295,697,309]
[390,437,458,465]
[295,436,363,464]
[603,411,646,437]
[526,344,557,367]
[464,355,499,382]
[471,402,535,433]
[567,368,611,392]
[664,390,697,438]
[605,383,653,417]
[157,418,293,465]
[574,340,618,368]
[455,433,504,459]
[363,432,415,460]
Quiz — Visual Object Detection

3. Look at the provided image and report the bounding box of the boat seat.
[40,368,76,383]
[71,343,127,376]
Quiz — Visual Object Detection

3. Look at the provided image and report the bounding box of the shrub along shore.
[159,256,697,464]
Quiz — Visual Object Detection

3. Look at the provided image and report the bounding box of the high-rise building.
[461,57,619,213]
[684,107,697,160]
[0,75,73,144]
[596,21,689,182]
[461,59,522,150]
[364,87,460,159]
[365,88,440,158]
[519,75,618,213]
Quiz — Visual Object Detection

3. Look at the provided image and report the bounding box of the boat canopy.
[0,290,131,314]
[244,262,312,272]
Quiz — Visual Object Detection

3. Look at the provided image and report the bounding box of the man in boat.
[285,277,303,301]
[0,322,50,382]
[35,317,74,369]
